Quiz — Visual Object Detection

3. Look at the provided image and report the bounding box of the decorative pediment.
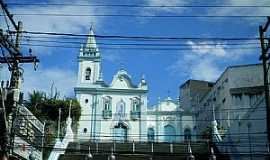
[110,69,136,89]
[159,97,178,111]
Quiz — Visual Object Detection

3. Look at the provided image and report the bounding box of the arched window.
[132,98,140,112]
[164,125,176,142]
[147,128,155,142]
[103,97,112,110]
[103,97,112,119]
[85,68,91,80]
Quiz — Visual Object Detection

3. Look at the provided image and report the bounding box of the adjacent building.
[195,64,265,135]
[146,97,194,142]
[188,64,268,160]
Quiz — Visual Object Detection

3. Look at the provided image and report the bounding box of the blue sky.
[0,0,269,105]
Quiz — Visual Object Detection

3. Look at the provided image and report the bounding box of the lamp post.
[247,122,252,160]
[186,142,195,160]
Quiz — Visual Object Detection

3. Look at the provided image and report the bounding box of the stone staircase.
[58,141,224,160]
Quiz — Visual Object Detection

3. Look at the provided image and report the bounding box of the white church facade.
[74,28,194,143]
[147,97,195,142]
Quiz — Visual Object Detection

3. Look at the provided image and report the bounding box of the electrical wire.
[2,14,268,19]
[20,39,262,46]
[18,44,261,51]
[0,5,10,31]
[5,3,270,8]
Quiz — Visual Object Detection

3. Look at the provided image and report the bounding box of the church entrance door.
[113,123,128,142]
[164,125,176,142]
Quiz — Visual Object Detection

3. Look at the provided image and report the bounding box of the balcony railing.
[130,111,141,120]
[102,110,112,119]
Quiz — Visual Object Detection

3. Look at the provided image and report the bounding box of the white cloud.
[167,40,255,81]
[22,66,76,98]
[10,0,101,33]
[0,65,76,98]
[209,0,270,24]
[190,58,221,81]
[187,41,226,57]
[0,0,109,57]
[142,0,188,15]
[0,0,109,98]
[103,52,123,64]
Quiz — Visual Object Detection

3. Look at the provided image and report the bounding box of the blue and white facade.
[75,28,148,142]
[75,28,194,142]
[147,97,194,142]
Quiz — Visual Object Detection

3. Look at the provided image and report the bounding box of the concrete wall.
[217,98,267,160]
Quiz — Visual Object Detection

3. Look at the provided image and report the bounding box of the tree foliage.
[25,90,81,159]
[25,90,81,123]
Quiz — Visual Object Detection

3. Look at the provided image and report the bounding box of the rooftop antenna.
[90,22,94,31]
[167,90,171,98]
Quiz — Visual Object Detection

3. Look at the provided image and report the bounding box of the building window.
[104,99,111,110]
[131,98,141,120]
[132,98,140,112]
[83,128,87,133]
[103,96,112,119]
[85,99,89,103]
[147,128,155,142]
[85,68,91,80]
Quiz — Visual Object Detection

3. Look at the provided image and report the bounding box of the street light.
[186,142,195,160]
[87,146,93,159]
[108,147,115,160]
[209,147,216,160]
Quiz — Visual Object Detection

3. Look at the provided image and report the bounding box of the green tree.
[25,90,81,159]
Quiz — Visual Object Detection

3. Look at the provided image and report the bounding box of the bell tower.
[75,27,101,140]
[77,27,101,85]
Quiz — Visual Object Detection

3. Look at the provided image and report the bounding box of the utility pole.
[259,16,270,154]
[57,108,61,138]
[0,0,39,159]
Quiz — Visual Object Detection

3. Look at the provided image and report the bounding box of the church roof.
[110,69,137,89]
[80,26,100,58]
[85,26,99,52]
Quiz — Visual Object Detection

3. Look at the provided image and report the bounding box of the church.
[74,27,194,142]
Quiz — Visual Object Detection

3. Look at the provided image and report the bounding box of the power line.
[14,114,266,122]
[10,30,260,41]
[5,3,270,8]
[21,39,261,46]
[2,13,268,18]
[22,35,261,42]
[18,44,260,51]
[2,131,267,139]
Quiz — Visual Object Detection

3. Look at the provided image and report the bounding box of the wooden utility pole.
[259,16,270,153]
[0,0,39,159]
